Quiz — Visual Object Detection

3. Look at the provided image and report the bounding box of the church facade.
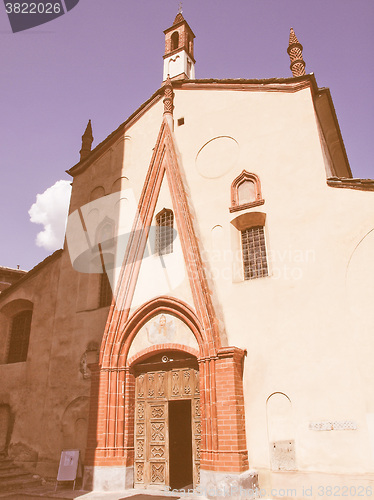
[1,13,374,498]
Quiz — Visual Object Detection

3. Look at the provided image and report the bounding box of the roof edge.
[327,177,374,191]
[0,249,63,300]
[67,88,164,178]
[313,86,352,178]
[67,74,320,178]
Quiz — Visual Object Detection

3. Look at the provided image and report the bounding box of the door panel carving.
[134,364,200,489]
[171,370,181,397]
[156,372,166,398]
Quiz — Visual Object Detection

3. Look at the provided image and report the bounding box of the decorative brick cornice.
[327,177,374,191]
[172,76,314,93]
[217,346,247,360]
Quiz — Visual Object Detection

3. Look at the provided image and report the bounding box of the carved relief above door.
[133,352,200,490]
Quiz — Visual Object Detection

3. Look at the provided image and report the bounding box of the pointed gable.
[101,113,222,367]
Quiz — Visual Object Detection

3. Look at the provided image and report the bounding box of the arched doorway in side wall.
[132,351,200,490]
[266,392,296,471]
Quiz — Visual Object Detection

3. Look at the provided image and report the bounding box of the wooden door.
[134,364,200,489]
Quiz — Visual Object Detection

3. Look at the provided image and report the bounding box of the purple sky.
[1,0,373,271]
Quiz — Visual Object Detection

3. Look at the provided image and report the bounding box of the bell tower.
[163,11,195,82]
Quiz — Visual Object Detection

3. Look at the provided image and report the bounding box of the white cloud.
[29,180,72,251]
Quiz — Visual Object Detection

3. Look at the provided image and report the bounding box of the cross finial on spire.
[287,27,306,77]
[178,1,183,14]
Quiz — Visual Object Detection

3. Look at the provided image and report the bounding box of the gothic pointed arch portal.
[83,109,249,492]
[85,296,248,491]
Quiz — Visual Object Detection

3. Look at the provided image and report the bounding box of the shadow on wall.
[61,397,90,463]
[0,404,13,457]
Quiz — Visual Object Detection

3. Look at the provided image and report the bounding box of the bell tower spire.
[287,28,306,77]
[163,10,195,82]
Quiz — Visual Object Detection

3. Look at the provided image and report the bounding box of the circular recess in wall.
[195,136,239,179]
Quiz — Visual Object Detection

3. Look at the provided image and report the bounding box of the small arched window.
[89,186,105,202]
[171,31,179,50]
[7,310,32,363]
[230,171,264,212]
[156,208,174,255]
[95,217,115,250]
[237,180,256,205]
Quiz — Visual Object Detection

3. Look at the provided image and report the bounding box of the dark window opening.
[241,226,268,280]
[171,31,179,51]
[156,209,174,255]
[177,117,185,126]
[7,310,32,364]
[169,399,193,490]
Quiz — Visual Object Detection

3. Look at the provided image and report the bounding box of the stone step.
[0,458,42,495]
[0,468,30,479]
[0,475,41,493]
[0,459,13,470]
[1,486,85,500]
[4,495,63,500]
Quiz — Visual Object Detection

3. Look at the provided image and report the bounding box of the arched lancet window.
[95,216,115,250]
[7,310,32,363]
[156,208,174,255]
[230,171,264,212]
[238,180,256,205]
[171,31,179,50]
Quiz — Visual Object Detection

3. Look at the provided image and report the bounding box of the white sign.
[57,449,81,482]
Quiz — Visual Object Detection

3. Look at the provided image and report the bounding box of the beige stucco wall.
[115,86,374,478]
[168,87,374,477]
